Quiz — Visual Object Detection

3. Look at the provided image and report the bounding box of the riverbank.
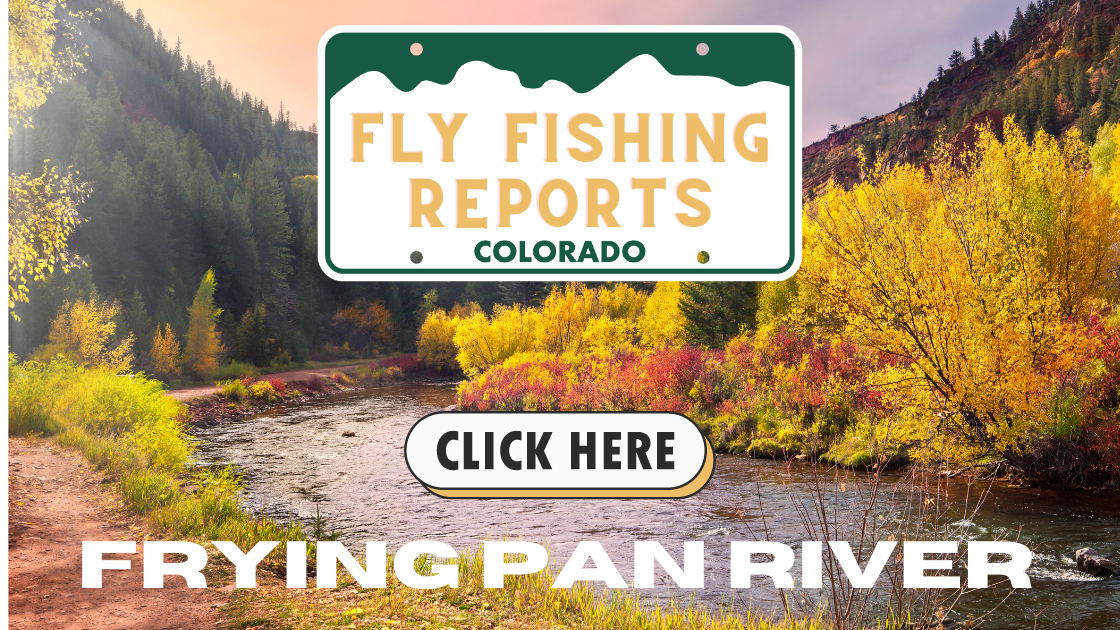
[15,363,1116,629]
[7,432,821,630]
[450,340,1120,489]
[167,363,366,401]
[181,365,1029,491]
[8,436,225,630]
[5,439,817,630]
[179,356,435,427]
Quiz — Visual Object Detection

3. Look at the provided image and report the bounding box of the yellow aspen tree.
[9,0,85,133]
[36,297,134,373]
[800,120,1111,461]
[151,323,183,382]
[183,270,223,380]
[537,284,597,354]
[453,305,540,376]
[417,310,461,372]
[8,166,89,313]
[581,315,636,354]
[637,282,687,348]
[8,1,91,317]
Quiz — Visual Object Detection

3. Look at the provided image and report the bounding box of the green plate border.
[319,28,800,277]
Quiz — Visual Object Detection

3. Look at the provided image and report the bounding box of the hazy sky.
[121,0,1025,144]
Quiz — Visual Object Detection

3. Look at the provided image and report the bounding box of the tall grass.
[214,360,261,381]
[354,364,404,386]
[216,378,249,401]
[8,356,304,554]
[230,543,834,630]
[447,545,829,630]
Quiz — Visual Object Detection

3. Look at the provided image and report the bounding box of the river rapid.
[193,382,1120,627]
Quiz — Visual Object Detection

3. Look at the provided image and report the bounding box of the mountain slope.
[804,0,1120,195]
[7,0,426,363]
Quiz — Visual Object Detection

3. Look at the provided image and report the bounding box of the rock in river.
[1075,547,1118,577]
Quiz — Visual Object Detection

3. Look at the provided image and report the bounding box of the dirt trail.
[166,363,363,400]
[8,438,226,630]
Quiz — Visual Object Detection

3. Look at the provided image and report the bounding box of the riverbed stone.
[1075,547,1118,577]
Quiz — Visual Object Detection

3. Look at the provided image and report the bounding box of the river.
[192,381,1120,627]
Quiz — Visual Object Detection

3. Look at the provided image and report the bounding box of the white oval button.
[404,412,714,498]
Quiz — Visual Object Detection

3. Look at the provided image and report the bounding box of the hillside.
[804,0,1120,195]
[7,0,518,366]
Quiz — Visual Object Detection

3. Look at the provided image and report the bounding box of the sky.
[120,0,1027,145]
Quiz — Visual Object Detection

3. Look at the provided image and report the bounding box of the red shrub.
[456,327,893,421]
[457,355,571,411]
[1073,314,1120,475]
[373,354,420,373]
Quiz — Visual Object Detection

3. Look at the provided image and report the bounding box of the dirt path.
[8,438,226,629]
[167,363,363,400]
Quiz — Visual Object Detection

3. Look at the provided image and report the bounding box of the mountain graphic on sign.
[336,54,779,102]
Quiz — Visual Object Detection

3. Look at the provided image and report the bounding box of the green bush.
[7,354,62,435]
[819,420,908,469]
[9,356,305,554]
[217,378,248,401]
[748,437,786,458]
[9,357,184,444]
[694,413,754,453]
[214,361,261,382]
[355,364,405,386]
[821,438,875,468]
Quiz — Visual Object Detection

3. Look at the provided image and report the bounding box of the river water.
[193,382,1120,627]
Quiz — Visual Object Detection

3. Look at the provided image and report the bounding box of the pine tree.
[972,37,983,59]
[498,282,551,308]
[1010,7,1025,38]
[1073,65,1091,110]
[183,269,222,380]
[1059,57,1076,103]
[1064,24,1079,51]
[678,282,758,349]
[234,304,271,366]
[1093,16,1110,65]
[235,155,293,300]
[123,289,154,354]
[1039,82,1059,136]
[983,30,1002,57]
[1100,80,1115,120]
[461,282,500,314]
[949,50,966,67]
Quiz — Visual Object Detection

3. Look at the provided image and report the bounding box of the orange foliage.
[334,300,396,354]
[151,323,182,382]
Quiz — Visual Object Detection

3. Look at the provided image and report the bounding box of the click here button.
[404,412,714,498]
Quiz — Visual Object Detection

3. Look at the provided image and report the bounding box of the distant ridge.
[804,0,1120,196]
